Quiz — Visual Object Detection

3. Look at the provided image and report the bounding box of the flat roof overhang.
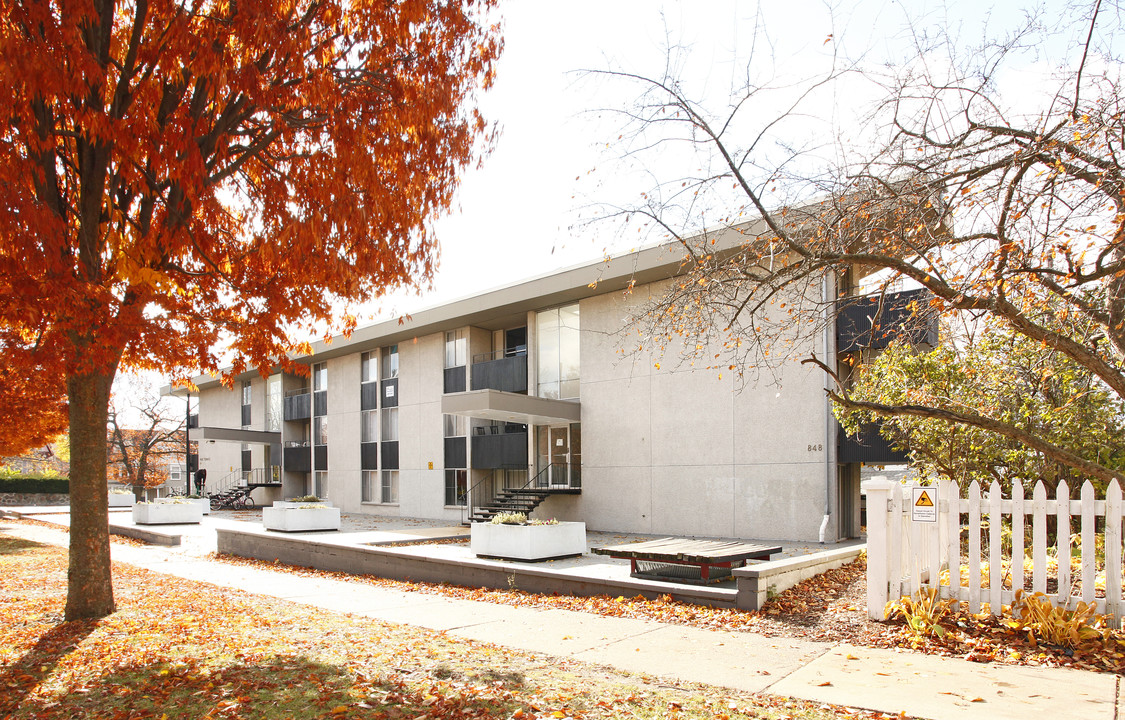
[189,427,282,445]
[441,390,580,425]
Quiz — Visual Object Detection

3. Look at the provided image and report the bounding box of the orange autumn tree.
[0,0,500,619]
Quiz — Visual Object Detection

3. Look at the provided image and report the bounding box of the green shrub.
[0,475,70,494]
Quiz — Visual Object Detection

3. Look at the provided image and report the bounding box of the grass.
[0,534,894,720]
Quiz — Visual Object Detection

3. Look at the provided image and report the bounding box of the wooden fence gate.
[865,477,1124,624]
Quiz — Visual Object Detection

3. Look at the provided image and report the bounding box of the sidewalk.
[1,513,1119,720]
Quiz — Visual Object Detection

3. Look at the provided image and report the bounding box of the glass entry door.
[536,423,581,489]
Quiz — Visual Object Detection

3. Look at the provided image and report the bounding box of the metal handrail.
[471,348,528,364]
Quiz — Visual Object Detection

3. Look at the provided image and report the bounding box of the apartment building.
[179,230,931,543]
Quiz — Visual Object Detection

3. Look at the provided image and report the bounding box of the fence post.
[864,477,893,620]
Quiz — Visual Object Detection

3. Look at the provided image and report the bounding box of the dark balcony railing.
[839,422,909,464]
[471,426,527,469]
[836,288,939,353]
[187,414,199,429]
[444,436,467,469]
[282,445,311,473]
[283,390,311,421]
[444,366,466,394]
[361,441,378,470]
[470,352,528,394]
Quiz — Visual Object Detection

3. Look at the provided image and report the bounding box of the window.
[169,465,182,483]
[443,413,466,438]
[381,470,398,503]
[445,469,467,506]
[381,345,398,379]
[361,410,378,443]
[314,415,328,445]
[266,375,282,432]
[537,304,580,399]
[241,381,252,427]
[313,362,328,393]
[313,471,328,498]
[361,351,378,383]
[381,408,398,441]
[362,470,378,503]
[445,329,466,368]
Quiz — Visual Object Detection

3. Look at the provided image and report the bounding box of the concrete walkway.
[1,512,1119,720]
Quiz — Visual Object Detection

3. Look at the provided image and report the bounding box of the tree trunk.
[65,368,117,620]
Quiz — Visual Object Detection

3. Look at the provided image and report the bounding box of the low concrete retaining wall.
[217,527,738,608]
[0,493,69,506]
[733,545,866,611]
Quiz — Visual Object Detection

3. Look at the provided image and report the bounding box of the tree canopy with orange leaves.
[0,0,500,619]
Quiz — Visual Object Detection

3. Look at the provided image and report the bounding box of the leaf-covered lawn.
[0,534,892,720]
[210,543,1125,675]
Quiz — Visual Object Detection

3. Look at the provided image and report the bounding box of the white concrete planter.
[273,500,332,509]
[132,502,202,525]
[262,506,341,532]
[471,521,586,561]
[158,497,210,515]
[108,493,134,508]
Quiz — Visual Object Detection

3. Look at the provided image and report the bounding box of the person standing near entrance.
[194,468,207,496]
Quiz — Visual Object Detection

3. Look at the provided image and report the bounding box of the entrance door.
[537,423,581,489]
[549,426,569,487]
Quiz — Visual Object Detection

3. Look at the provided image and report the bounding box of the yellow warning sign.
[911,488,937,522]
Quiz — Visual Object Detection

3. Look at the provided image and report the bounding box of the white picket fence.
[865,477,1125,624]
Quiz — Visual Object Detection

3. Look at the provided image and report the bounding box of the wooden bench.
[592,538,782,584]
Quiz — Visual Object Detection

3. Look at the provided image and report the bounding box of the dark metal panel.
[283,447,311,473]
[444,436,467,469]
[381,441,399,469]
[470,355,528,394]
[361,441,378,470]
[241,450,251,472]
[361,382,380,410]
[381,378,399,408]
[314,444,328,470]
[283,393,311,421]
[444,366,466,394]
[836,288,939,353]
[471,430,528,469]
[188,414,199,429]
[838,423,910,464]
[313,390,328,417]
[241,405,252,426]
[187,453,198,473]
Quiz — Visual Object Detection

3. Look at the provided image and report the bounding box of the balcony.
[187,414,199,429]
[471,424,528,469]
[838,422,909,464]
[283,444,311,473]
[836,288,938,353]
[470,351,528,394]
[284,389,311,421]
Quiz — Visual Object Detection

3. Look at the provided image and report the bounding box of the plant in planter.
[167,494,211,515]
[472,514,585,561]
[108,488,134,508]
[262,501,341,532]
[273,495,332,509]
[132,498,203,525]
